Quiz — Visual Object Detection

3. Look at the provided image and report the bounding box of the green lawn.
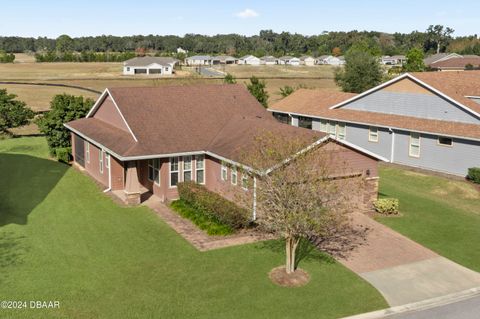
[378,166,480,272]
[0,137,386,319]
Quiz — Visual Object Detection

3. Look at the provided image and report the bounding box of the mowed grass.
[223,64,336,79]
[0,137,387,319]
[378,165,480,272]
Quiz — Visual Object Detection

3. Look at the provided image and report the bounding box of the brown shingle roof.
[430,57,480,69]
[66,84,326,164]
[269,73,480,140]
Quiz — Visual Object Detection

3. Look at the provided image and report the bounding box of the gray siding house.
[269,72,480,177]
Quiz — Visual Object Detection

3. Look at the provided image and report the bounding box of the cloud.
[236,8,259,19]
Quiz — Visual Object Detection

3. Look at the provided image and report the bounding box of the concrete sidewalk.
[338,212,480,306]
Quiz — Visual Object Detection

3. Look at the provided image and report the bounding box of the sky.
[1,0,479,38]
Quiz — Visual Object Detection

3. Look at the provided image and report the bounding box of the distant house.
[185,55,213,66]
[300,56,316,66]
[260,56,278,65]
[430,56,480,71]
[212,55,237,64]
[123,57,178,76]
[269,71,480,177]
[381,55,406,65]
[317,55,345,66]
[278,56,293,65]
[176,47,188,54]
[237,55,261,65]
[423,53,463,67]
[64,84,382,212]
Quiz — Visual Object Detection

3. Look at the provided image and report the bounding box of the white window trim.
[195,155,205,185]
[221,164,228,181]
[99,150,104,174]
[169,157,179,188]
[336,122,346,140]
[183,155,193,182]
[437,136,453,147]
[369,126,379,142]
[86,142,90,163]
[148,159,161,186]
[105,153,110,169]
[241,174,248,191]
[231,167,238,185]
[409,133,421,158]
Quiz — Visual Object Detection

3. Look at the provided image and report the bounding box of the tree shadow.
[0,231,28,283]
[0,153,68,226]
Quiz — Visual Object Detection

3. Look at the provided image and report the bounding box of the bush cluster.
[55,147,71,164]
[373,198,400,215]
[467,167,480,184]
[0,51,15,63]
[34,51,136,62]
[177,182,251,229]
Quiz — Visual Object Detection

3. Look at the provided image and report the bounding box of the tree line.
[0,25,475,57]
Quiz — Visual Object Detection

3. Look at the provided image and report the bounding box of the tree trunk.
[437,41,441,54]
[285,236,301,274]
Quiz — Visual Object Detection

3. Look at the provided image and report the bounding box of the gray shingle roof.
[124,56,178,67]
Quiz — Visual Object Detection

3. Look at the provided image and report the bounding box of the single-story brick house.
[65,85,385,219]
[269,71,480,177]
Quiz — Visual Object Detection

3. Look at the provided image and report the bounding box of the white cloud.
[236,8,259,19]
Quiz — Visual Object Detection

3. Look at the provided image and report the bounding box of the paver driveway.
[338,212,480,306]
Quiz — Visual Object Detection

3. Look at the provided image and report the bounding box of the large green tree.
[403,48,426,72]
[55,34,74,53]
[426,25,454,54]
[334,49,383,93]
[246,76,269,108]
[36,94,94,155]
[0,89,34,134]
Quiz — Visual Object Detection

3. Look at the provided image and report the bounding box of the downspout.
[389,128,395,163]
[103,153,112,193]
[252,176,257,221]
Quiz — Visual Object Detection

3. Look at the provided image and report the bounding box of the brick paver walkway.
[142,196,273,251]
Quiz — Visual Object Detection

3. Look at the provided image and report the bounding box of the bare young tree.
[241,132,365,274]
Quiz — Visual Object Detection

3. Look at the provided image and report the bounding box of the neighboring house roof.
[300,56,315,61]
[391,55,406,60]
[279,56,294,60]
[66,85,329,166]
[239,55,259,60]
[318,55,329,60]
[269,72,480,141]
[260,55,277,62]
[423,53,463,66]
[187,55,212,60]
[124,57,178,67]
[430,57,480,69]
[212,55,237,62]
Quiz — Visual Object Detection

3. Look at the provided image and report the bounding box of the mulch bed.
[269,266,310,287]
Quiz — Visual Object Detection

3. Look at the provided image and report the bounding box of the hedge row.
[34,51,136,62]
[177,182,251,229]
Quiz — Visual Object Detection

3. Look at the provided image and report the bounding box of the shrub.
[170,200,233,235]
[467,167,480,184]
[55,147,71,163]
[373,198,399,215]
[177,182,251,229]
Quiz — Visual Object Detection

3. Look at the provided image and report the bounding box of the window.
[126,67,130,71]
[86,142,90,163]
[438,136,453,146]
[298,116,312,129]
[148,159,160,185]
[369,127,379,142]
[231,167,237,185]
[336,122,346,140]
[319,120,327,132]
[105,153,110,169]
[165,67,169,72]
[273,112,291,125]
[241,174,248,190]
[183,156,192,182]
[221,164,228,181]
[409,133,421,158]
[196,155,205,184]
[170,157,179,187]
[327,121,336,136]
[99,150,104,174]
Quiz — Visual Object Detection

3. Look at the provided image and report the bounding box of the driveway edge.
[341,287,480,319]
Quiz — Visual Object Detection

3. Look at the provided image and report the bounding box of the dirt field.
[1,61,338,135]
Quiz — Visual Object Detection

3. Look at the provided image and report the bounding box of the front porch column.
[124,161,141,205]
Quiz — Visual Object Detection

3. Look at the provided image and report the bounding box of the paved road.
[388,295,480,319]
[197,67,224,77]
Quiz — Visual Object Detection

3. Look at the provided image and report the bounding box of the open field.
[0,136,387,319]
[378,165,480,272]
